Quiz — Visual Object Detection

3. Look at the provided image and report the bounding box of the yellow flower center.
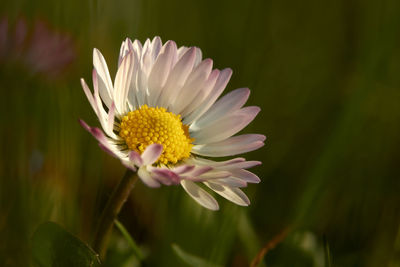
[119,105,194,165]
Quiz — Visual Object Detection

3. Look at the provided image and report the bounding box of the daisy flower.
[80,37,265,210]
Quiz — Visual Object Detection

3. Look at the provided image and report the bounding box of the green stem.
[115,219,144,261]
[93,169,139,260]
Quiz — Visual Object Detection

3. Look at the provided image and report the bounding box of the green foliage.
[172,243,222,267]
[115,220,144,261]
[31,222,100,267]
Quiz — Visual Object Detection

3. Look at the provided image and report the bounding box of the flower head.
[80,37,265,210]
[0,16,75,78]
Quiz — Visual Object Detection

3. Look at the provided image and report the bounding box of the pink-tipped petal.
[79,119,91,132]
[180,180,219,210]
[186,166,213,177]
[150,36,162,61]
[129,151,143,166]
[204,182,250,206]
[180,69,219,117]
[196,171,231,180]
[173,165,196,175]
[230,169,261,183]
[177,46,189,59]
[219,160,262,170]
[190,157,245,168]
[141,144,163,165]
[183,68,232,125]
[152,168,181,185]
[191,88,250,131]
[90,127,108,143]
[171,58,213,114]
[118,38,133,67]
[191,106,261,144]
[211,177,247,188]
[138,167,161,188]
[80,119,126,159]
[193,157,261,170]
[192,134,265,157]
[98,143,118,158]
[79,119,111,147]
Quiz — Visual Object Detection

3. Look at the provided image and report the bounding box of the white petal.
[148,40,177,106]
[138,167,161,188]
[190,106,260,144]
[204,182,250,206]
[189,157,245,168]
[190,154,262,171]
[127,39,142,110]
[211,177,247,187]
[180,180,219,210]
[141,144,163,165]
[121,158,137,172]
[177,46,189,59]
[107,102,116,134]
[183,68,232,125]
[127,51,140,110]
[114,52,134,115]
[170,58,213,114]
[180,69,219,117]
[92,69,111,135]
[131,39,143,58]
[118,38,133,67]
[227,161,262,169]
[142,38,151,53]
[190,88,250,131]
[136,39,155,105]
[216,159,262,170]
[79,120,126,159]
[150,36,162,61]
[93,48,113,108]
[195,171,231,180]
[194,47,203,66]
[158,47,197,108]
[192,134,265,157]
[80,78,97,115]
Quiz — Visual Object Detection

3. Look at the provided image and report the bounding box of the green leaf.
[115,219,144,261]
[323,235,332,267]
[171,243,223,267]
[31,221,100,267]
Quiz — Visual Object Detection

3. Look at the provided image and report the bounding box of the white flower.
[80,37,265,210]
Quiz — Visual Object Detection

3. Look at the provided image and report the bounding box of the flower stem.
[93,169,139,260]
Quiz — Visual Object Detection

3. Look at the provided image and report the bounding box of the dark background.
[1,0,400,266]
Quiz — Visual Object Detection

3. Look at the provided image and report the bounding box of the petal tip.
[78,119,90,131]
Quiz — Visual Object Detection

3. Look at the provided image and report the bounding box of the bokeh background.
[1,0,400,266]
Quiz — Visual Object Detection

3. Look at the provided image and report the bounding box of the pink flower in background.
[0,16,75,78]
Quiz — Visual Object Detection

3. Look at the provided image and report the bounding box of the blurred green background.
[1,0,400,266]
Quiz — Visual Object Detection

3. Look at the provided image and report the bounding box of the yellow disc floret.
[119,105,194,165]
